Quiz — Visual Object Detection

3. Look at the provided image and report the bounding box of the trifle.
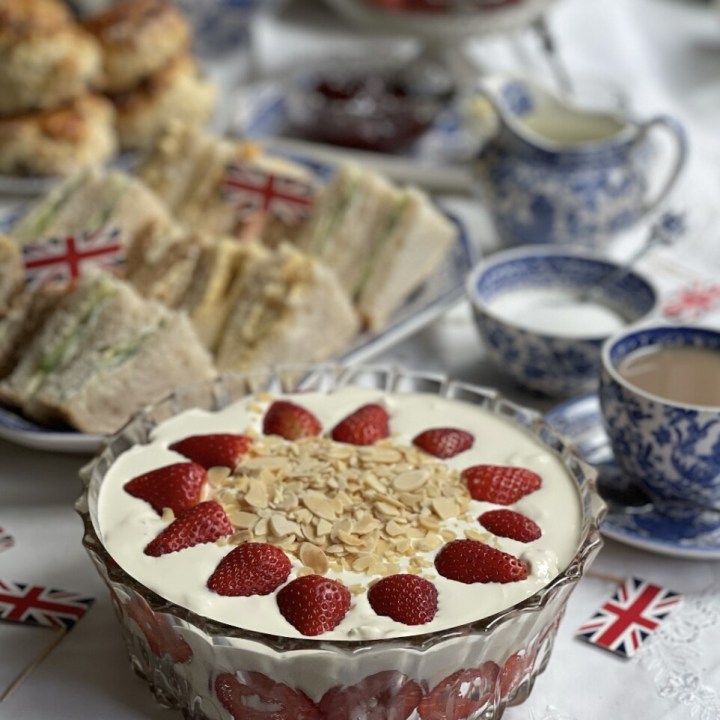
[77,364,604,720]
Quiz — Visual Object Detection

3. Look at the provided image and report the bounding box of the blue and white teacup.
[599,324,720,523]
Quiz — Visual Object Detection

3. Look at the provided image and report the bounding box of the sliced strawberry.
[124,462,206,515]
[263,400,322,440]
[125,593,192,663]
[144,500,232,557]
[215,671,321,720]
[412,428,474,459]
[276,575,351,636]
[500,651,529,699]
[478,509,542,543]
[434,539,528,584]
[417,663,500,720]
[367,574,438,626]
[330,403,390,446]
[207,542,291,596]
[169,433,252,470]
[319,671,424,720]
[462,465,541,505]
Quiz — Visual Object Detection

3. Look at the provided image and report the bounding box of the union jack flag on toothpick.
[577,577,682,659]
[221,162,316,225]
[0,580,94,631]
[0,528,14,553]
[0,580,95,702]
[22,226,124,290]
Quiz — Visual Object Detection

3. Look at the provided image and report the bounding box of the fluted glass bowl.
[76,363,605,720]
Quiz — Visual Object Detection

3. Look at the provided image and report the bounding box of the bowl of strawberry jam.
[77,363,604,720]
[285,63,454,154]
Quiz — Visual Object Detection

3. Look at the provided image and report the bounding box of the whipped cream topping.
[98,386,582,641]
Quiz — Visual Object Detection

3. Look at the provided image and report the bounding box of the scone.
[111,54,216,151]
[0,94,117,176]
[0,0,101,115]
[84,0,191,94]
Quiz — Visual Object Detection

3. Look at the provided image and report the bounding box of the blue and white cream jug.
[473,76,687,248]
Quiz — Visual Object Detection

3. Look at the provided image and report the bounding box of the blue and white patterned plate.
[0,195,474,454]
[546,394,720,560]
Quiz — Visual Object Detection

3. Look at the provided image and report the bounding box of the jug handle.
[637,115,688,215]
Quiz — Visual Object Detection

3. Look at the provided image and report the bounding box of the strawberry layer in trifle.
[77,364,604,720]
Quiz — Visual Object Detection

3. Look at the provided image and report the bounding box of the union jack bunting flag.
[0,580,94,631]
[0,528,14,553]
[221,162,315,225]
[577,577,682,658]
[664,284,720,320]
[22,227,124,290]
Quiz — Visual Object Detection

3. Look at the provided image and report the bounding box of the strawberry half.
[169,433,252,470]
[434,539,528,584]
[500,651,529,700]
[413,427,474,459]
[215,671,321,720]
[124,593,192,663]
[276,575,351,636]
[462,464,542,505]
[124,462,206,515]
[207,542,291,597]
[417,663,500,720]
[330,403,390,446]
[144,500,232,557]
[367,574,438,626]
[319,671,424,720]
[478,509,542,543]
[263,400,322,440]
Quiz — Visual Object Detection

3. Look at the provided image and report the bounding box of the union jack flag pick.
[22,226,124,291]
[0,528,14,553]
[0,579,94,632]
[221,162,316,225]
[576,577,682,659]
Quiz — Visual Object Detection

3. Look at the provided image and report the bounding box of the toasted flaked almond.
[296,566,314,577]
[303,494,337,521]
[243,456,290,472]
[245,479,269,509]
[299,543,329,574]
[441,529,457,542]
[352,555,373,572]
[229,530,253,545]
[393,537,412,554]
[161,507,175,522]
[254,517,269,537]
[417,534,443,551]
[207,466,232,487]
[359,446,402,464]
[392,469,427,492]
[276,491,299,510]
[349,584,365,595]
[325,544,346,555]
[418,516,440,531]
[337,529,364,547]
[315,518,333,537]
[353,514,380,535]
[384,520,406,537]
[228,509,259,529]
[362,473,386,494]
[216,536,229,546]
[398,492,423,509]
[432,497,459,520]
[374,501,400,517]
[465,528,491,542]
[269,514,300,538]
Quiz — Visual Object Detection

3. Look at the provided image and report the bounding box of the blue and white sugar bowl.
[473,75,687,248]
[466,246,658,397]
[599,324,720,525]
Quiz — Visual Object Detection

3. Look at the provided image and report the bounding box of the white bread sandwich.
[0,234,23,313]
[137,122,319,244]
[297,163,457,329]
[213,241,360,372]
[10,168,179,265]
[0,270,215,433]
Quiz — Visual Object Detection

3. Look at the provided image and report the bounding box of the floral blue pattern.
[467,249,657,397]
[599,326,720,518]
[473,78,687,248]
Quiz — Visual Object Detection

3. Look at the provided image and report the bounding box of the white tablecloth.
[3,1,720,718]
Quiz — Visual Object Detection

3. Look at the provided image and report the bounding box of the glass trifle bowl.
[77,364,604,720]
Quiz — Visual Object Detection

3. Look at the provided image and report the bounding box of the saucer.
[546,394,720,560]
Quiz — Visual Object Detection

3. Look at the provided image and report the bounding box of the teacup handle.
[637,115,688,215]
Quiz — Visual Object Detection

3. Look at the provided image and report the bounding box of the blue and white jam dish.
[472,75,687,248]
[599,324,720,529]
[546,393,720,559]
[465,246,658,398]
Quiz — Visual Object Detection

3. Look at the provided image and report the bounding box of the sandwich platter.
[0,192,474,455]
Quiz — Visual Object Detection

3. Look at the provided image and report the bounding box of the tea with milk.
[618,345,720,406]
